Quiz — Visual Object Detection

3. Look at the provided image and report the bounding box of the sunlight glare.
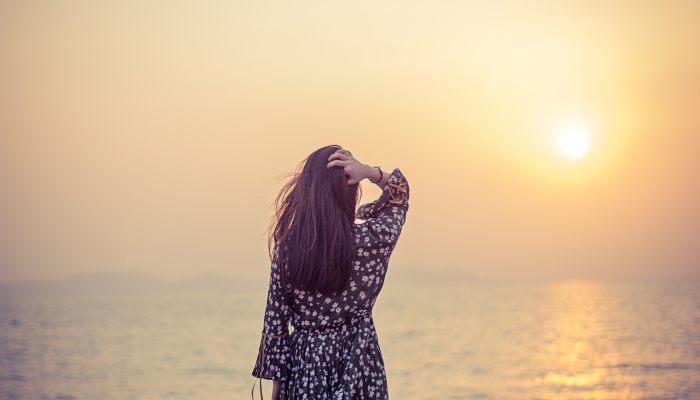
[559,128,590,158]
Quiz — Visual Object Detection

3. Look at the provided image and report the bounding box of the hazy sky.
[1,0,698,283]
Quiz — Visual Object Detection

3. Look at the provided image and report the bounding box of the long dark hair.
[268,145,361,295]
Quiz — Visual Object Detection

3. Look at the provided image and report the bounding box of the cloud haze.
[1,0,699,283]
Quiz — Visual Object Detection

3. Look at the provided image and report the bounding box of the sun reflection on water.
[531,280,619,399]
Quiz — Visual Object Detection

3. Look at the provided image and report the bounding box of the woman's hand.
[327,148,379,185]
[272,380,281,400]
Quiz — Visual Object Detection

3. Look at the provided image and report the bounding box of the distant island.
[0,271,265,298]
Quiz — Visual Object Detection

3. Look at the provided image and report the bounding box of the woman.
[251,145,410,399]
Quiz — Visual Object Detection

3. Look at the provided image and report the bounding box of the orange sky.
[1,0,698,282]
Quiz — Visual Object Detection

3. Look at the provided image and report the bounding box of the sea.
[1,274,699,399]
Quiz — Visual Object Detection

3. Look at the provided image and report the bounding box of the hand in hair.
[326,149,386,186]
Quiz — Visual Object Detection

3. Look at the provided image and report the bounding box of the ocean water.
[1,278,699,399]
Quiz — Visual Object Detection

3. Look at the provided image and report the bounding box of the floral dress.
[252,168,410,399]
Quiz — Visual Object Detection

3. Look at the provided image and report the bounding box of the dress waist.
[292,312,373,335]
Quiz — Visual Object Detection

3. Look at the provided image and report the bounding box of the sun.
[558,128,590,158]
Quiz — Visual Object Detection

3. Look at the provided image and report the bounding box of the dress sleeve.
[251,249,292,381]
[355,168,410,246]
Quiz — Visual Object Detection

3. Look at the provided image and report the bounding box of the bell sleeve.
[355,168,410,247]
[251,249,292,381]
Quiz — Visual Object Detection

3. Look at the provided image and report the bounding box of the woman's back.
[252,148,409,400]
[287,168,409,331]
